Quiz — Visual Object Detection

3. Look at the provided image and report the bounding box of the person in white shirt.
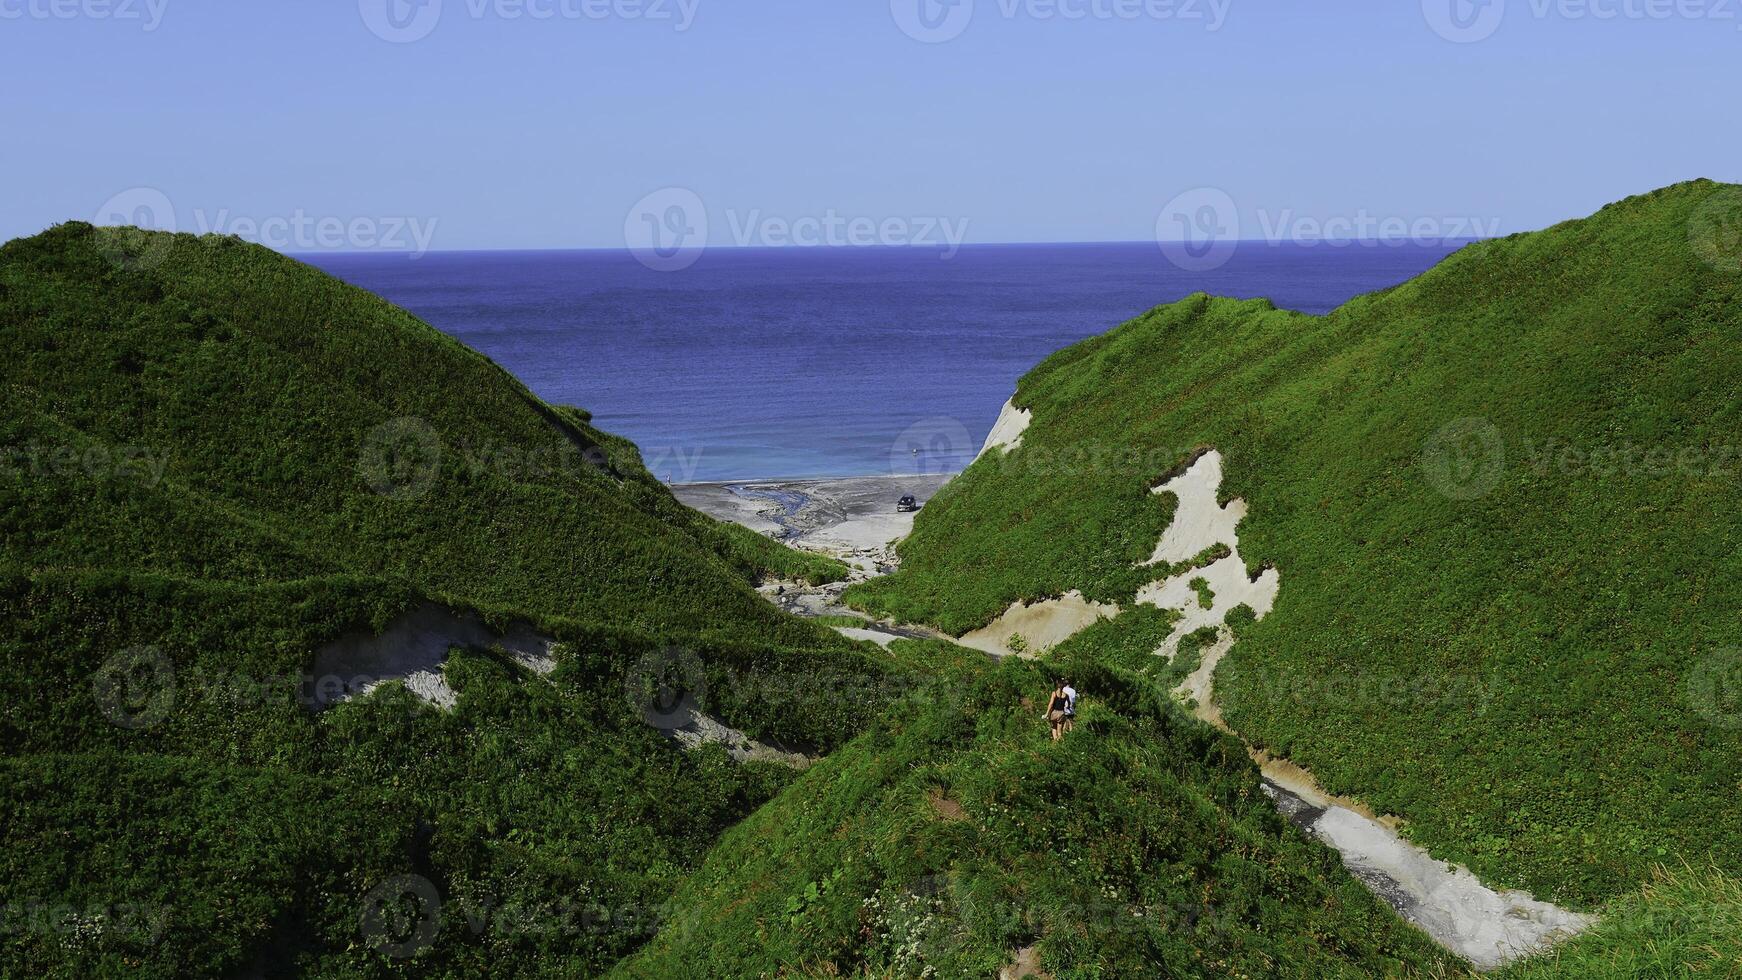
[1061,682,1078,734]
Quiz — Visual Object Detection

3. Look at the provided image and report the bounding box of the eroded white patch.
[311,603,558,711]
[976,398,1033,459]
[956,591,1120,658]
[1174,630,1235,717]
[665,707,816,769]
[1146,449,1592,968]
[834,626,901,648]
[1306,805,1593,970]
[1143,451,1245,566]
[1135,451,1279,656]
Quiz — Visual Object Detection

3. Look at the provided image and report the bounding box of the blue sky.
[2,0,1737,251]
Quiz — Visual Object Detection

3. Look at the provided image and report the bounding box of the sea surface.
[306,243,1461,482]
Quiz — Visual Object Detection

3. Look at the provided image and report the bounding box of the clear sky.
[2,0,1737,252]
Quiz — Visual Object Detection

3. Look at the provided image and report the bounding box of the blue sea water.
[305,243,1460,482]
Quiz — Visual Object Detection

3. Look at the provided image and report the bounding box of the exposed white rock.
[1142,450,1245,566]
[976,398,1033,459]
[1174,629,1235,717]
[956,591,1119,658]
[663,707,816,769]
[1149,448,1592,969]
[1304,803,1593,970]
[834,626,901,648]
[310,603,558,711]
[1135,451,1280,656]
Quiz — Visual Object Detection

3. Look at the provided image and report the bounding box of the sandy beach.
[673,473,952,566]
[675,473,955,645]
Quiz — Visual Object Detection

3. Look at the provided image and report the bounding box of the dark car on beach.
[897,495,920,513]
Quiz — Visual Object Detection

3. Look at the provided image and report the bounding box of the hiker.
[1062,680,1078,734]
[1045,682,1069,741]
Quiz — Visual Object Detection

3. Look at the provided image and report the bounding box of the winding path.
[1143,451,1592,970]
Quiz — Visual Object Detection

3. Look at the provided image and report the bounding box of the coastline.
[673,472,953,562]
[675,472,957,648]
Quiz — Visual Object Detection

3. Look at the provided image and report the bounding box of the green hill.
[849,180,1742,913]
[612,651,1458,978]
[0,223,887,977]
[9,185,1740,977]
[0,221,1489,979]
[1498,865,1742,979]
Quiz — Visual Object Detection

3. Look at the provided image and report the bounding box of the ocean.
[306,243,1461,483]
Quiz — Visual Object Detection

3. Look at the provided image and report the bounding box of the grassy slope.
[10,198,1737,977]
[849,181,1742,908]
[0,222,845,626]
[0,223,1478,979]
[614,651,1458,979]
[0,224,885,977]
[1498,866,1742,979]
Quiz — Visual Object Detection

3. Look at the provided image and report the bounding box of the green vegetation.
[0,224,883,977]
[613,656,1458,979]
[850,181,1742,908]
[1500,867,1742,979]
[1190,576,1215,609]
[0,222,1483,979]
[804,614,873,629]
[11,185,1742,976]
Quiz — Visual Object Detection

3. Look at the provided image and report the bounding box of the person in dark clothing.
[1045,682,1069,741]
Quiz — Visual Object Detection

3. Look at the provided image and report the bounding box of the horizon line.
[283,237,1493,258]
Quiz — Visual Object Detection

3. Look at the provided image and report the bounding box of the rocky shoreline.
[675,473,955,646]
[673,473,952,569]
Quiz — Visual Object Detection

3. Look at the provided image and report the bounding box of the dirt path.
[679,447,1593,969]
[1151,452,1592,970]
